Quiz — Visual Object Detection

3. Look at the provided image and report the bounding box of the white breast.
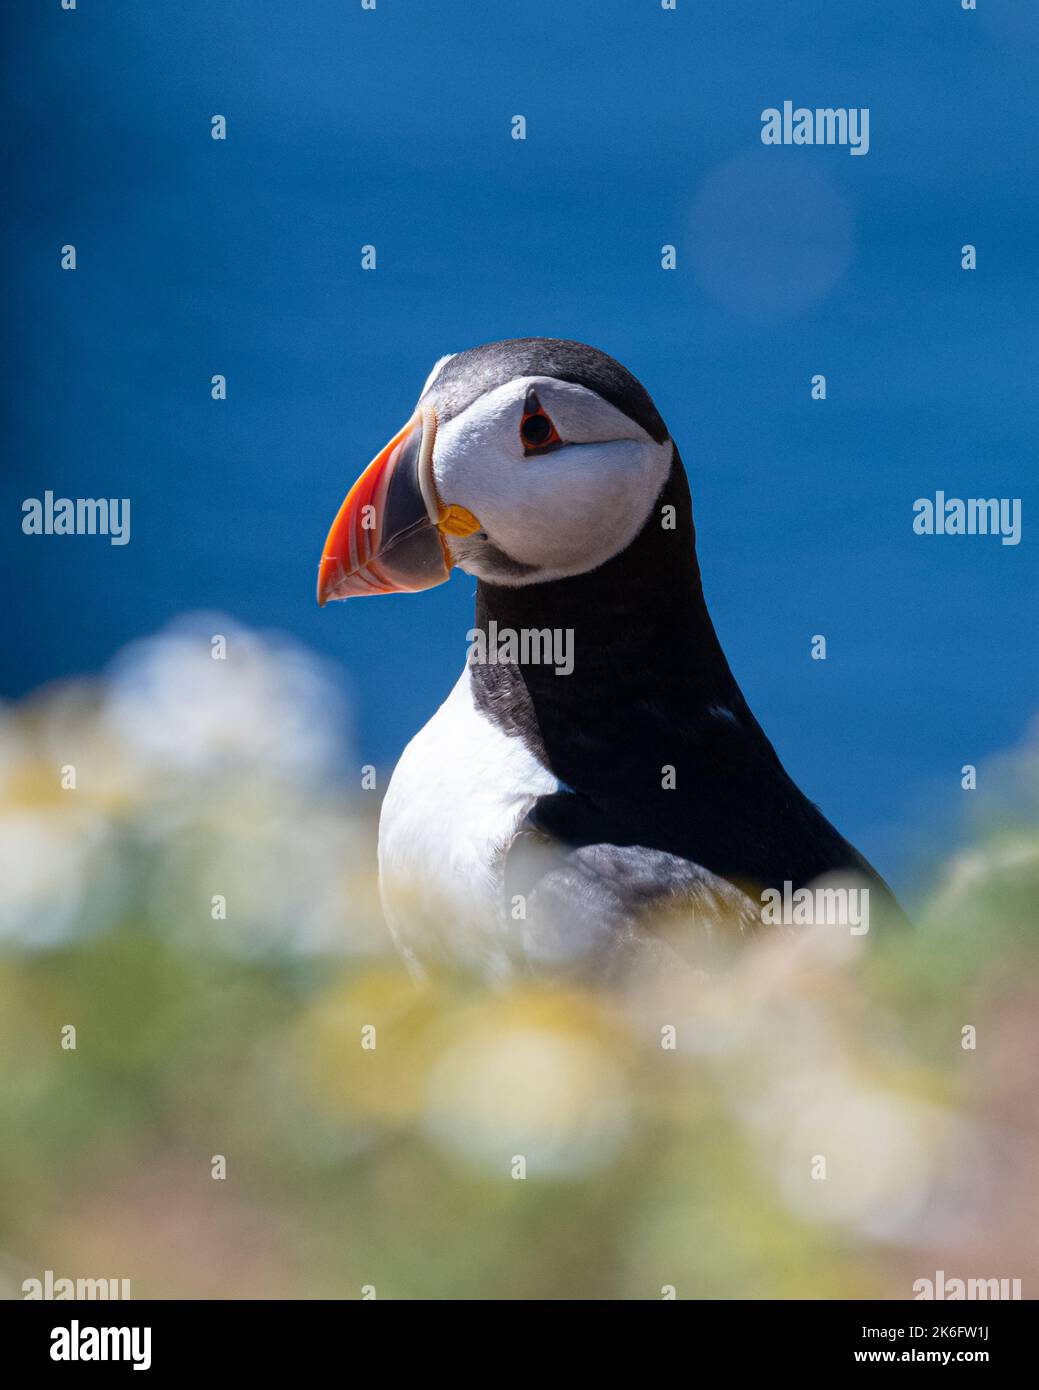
[378,669,560,978]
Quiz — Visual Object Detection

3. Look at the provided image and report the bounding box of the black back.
[470,446,899,910]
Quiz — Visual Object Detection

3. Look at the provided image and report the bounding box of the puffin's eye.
[520,389,562,454]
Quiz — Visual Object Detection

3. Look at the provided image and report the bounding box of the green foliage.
[1,621,1036,1299]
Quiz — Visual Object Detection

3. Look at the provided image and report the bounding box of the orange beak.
[317,408,480,605]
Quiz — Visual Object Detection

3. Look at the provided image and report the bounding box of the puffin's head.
[317,338,673,603]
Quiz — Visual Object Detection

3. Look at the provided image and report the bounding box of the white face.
[422,372,673,586]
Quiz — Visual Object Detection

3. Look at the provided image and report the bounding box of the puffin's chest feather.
[377,670,559,971]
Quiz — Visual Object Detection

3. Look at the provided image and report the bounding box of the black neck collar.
[468,448,758,792]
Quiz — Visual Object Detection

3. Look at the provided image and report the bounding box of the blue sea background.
[3,0,1037,895]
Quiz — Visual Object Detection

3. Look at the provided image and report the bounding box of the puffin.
[317,339,904,979]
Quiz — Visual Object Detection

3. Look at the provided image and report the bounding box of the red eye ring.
[520,389,562,454]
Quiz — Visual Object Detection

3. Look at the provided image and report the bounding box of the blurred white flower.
[0,808,112,948]
[424,1019,630,1178]
[0,615,374,955]
[101,614,349,785]
[745,1066,952,1239]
